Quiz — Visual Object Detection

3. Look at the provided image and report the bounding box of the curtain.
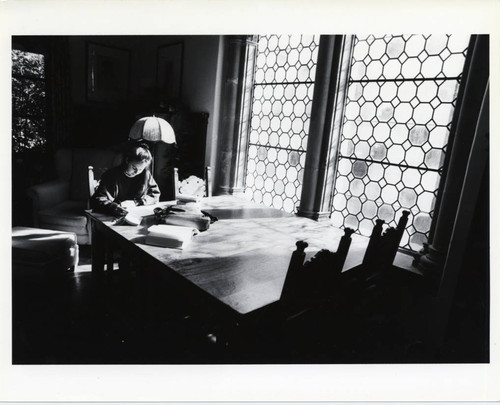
[46,36,73,150]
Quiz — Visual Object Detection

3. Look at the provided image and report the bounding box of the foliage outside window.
[12,49,47,154]
[245,35,320,212]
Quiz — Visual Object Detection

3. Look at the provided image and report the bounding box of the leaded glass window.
[12,49,47,153]
[245,35,320,212]
[331,34,470,251]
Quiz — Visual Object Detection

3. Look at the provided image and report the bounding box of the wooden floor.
[12,246,487,364]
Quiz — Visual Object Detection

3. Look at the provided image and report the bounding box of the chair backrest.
[362,210,410,269]
[173,166,212,200]
[280,227,355,310]
[87,166,98,203]
[54,148,122,202]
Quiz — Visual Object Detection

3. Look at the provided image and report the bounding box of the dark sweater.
[90,164,160,216]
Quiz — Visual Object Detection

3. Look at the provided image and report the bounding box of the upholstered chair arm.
[27,180,70,226]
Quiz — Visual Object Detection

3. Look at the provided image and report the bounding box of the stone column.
[297,35,351,219]
[415,35,489,280]
[216,35,258,195]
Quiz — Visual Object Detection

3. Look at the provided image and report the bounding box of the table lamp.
[128,115,176,144]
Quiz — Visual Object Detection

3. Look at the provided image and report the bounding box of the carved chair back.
[280,227,355,313]
[173,166,212,200]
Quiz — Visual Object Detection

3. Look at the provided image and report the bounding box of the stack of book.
[177,193,202,204]
[145,224,198,249]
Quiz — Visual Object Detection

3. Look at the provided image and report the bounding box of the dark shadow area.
[13,244,486,364]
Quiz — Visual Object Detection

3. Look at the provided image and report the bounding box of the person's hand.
[120,200,137,210]
[111,204,128,217]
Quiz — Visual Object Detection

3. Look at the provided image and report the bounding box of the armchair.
[27,148,123,245]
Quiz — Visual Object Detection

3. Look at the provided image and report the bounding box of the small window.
[12,49,47,154]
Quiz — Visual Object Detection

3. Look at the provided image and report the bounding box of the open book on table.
[123,200,177,225]
[145,224,199,249]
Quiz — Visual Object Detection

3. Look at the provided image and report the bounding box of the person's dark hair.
[125,141,153,165]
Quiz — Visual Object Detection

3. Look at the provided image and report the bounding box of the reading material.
[123,212,141,226]
[145,224,198,249]
[120,201,177,226]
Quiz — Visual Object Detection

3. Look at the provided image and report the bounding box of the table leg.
[105,246,114,272]
[90,220,105,273]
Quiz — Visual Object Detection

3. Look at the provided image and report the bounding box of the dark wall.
[66,35,220,148]
[440,160,489,362]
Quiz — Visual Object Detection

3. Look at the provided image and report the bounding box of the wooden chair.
[225,228,356,362]
[87,165,99,209]
[173,166,212,200]
[276,212,418,362]
[229,213,422,362]
[331,210,429,362]
[336,210,414,306]
[280,227,355,312]
[87,165,117,272]
[339,210,414,305]
[362,210,410,269]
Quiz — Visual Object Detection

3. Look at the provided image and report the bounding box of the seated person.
[90,141,160,216]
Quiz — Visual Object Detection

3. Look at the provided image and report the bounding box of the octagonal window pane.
[362,201,378,219]
[385,166,402,184]
[383,59,401,79]
[409,125,429,146]
[380,82,398,101]
[378,204,395,222]
[406,35,426,57]
[368,163,384,181]
[406,147,425,167]
[352,161,368,178]
[400,188,418,207]
[347,197,362,214]
[377,103,394,122]
[365,182,381,200]
[437,80,459,103]
[398,82,417,102]
[387,36,405,58]
[443,53,467,77]
[371,143,387,161]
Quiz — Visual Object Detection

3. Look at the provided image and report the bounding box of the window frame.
[244,34,321,212]
[225,33,479,257]
[326,34,471,251]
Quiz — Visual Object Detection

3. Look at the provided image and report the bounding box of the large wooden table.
[86,195,413,320]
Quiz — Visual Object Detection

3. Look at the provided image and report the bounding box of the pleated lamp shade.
[128,116,176,144]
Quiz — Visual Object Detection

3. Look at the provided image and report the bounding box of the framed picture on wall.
[157,42,184,102]
[87,42,130,103]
